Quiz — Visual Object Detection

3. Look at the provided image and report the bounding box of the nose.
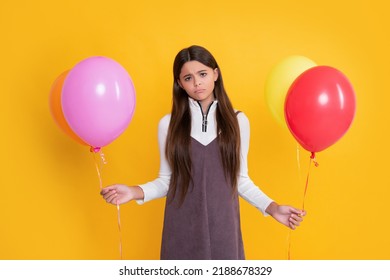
[194,78,201,86]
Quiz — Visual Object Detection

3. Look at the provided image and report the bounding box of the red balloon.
[285,66,356,153]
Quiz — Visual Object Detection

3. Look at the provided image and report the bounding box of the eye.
[183,76,191,82]
[200,72,207,77]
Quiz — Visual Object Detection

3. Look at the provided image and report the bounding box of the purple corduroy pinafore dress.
[160,137,245,260]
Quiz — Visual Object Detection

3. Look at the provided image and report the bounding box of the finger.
[102,189,116,199]
[292,209,306,218]
[103,190,117,202]
[107,193,118,204]
[289,216,301,226]
[289,222,296,230]
[291,214,304,222]
[289,207,303,215]
[100,186,115,195]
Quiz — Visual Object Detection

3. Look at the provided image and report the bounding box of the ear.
[213,68,219,81]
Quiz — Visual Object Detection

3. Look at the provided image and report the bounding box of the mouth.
[194,89,205,94]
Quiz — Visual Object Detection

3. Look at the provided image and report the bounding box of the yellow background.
[1,0,389,260]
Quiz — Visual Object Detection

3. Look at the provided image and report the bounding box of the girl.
[101,45,305,260]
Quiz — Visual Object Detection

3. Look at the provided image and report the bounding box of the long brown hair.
[166,45,241,205]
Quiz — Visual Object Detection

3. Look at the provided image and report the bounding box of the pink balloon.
[285,66,356,153]
[61,56,136,150]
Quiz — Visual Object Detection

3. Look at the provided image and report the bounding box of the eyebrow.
[181,69,208,78]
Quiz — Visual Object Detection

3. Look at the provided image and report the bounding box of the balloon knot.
[90,147,101,153]
[310,152,319,167]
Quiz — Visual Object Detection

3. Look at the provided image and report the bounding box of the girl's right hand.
[100,184,144,205]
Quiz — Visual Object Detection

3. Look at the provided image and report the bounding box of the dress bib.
[160,137,245,260]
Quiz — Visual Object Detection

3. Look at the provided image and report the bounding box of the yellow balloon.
[264,55,317,127]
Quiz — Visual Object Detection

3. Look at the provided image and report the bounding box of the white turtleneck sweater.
[137,98,273,216]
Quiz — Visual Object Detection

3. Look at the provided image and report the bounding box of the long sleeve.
[135,105,274,215]
[237,113,274,216]
[136,114,171,204]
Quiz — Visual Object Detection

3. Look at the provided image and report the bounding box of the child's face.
[178,60,218,105]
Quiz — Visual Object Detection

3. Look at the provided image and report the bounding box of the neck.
[198,98,215,113]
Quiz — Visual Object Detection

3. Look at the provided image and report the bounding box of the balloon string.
[302,157,312,211]
[303,152,318,210]
[91,148,122,258]
[92,149,107,190]
[288,150,318,260]
[287,145,301,260]
[117,201,123,260]
[288,145,303,260]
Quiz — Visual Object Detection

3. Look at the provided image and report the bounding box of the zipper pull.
[202,114,207,132]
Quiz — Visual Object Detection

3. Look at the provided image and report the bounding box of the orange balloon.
[49,70,87,146]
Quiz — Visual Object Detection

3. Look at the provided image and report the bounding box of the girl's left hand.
[266,202,306,230]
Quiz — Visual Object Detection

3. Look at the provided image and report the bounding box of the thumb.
[289,207,304,215]
[100,185,116,195]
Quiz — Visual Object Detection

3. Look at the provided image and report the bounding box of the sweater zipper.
[197,101,214,132]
